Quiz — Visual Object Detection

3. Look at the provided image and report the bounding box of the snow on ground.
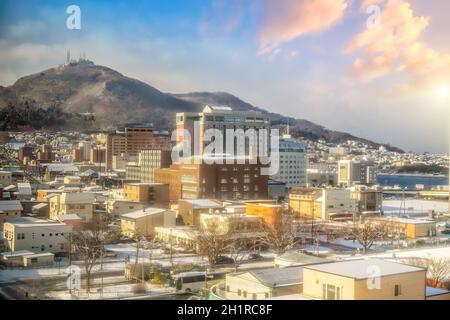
[383,199,447,215]
[303,245,333,255]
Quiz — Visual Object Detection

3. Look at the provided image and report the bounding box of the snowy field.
[383,199,447,215]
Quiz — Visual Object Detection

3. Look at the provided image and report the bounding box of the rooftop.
[121,208,168,220]
[304,259,425,279]
[249,266,303,288]
[181,199,223,209]
[0,200,23,212]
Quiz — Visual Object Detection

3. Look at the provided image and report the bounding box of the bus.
[170,271,226,293]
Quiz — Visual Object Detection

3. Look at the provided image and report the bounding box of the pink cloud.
[259,0,348,56]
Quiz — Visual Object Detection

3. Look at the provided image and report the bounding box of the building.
[338,160,377,187]
[138,149,172,183]
[123,183,169,206]
[49,192,95,222]
[366,216,437,239]
[106,125,171,169]
[199,212,263,237]
[176,105,270,156]
[120,208,176,238]
[289,187,357,221]
[268,179,287,200]
[0,171,12,187]
[1,250,54,268]
[106,199,145,219]
[178,199,224,226]
[3,217,72,254]
[351,185,383,213]
[211,267,303,300]
[0,200,23,230]
[18,145,33,164]
[245,203,282,228]
[17,182,32,200]
[306,168,337,187]
[36,144,54,163]
[154,165,182,202]
[302,259,426,300]
[271,136,307,188]
[178,159,269,201]
[90,147,106,164]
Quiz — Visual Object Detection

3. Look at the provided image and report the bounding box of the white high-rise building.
[271,128,307,188]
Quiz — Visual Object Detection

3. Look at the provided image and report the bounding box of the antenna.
[66,50,71,64]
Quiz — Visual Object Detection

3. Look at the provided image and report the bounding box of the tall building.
[90,147,106,164]
[338,160,377,187]
[176,105,270,156]
[154,164,182,203]
[178,156,269,201]
[36,144,54,163]
[271,134,307,188]
[106,125,171,169]
[18,145,33,163]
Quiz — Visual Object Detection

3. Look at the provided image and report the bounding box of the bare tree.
[406,257,450,284]
[196,222,229,267]
[70,221,104,292]
[226,238,253,271]
[350,222,386,254]
[262,212,296,255]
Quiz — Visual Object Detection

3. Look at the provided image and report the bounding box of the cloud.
[259,0,348,56]
[346,0,450,93]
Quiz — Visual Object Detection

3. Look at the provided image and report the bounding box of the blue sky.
[0,0,449,153]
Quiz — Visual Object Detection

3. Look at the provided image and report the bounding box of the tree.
[196,222,230,267]
[350,222,386,254]
[70,221,104,292]
[406,257,450,285]
[226,238,252,271]
[262,212,297,255]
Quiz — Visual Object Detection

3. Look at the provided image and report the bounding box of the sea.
[377,174,448,189]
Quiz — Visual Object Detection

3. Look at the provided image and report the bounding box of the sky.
[0,0,449,153]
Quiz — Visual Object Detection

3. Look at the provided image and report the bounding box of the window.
[395,285,402,296]
[243,291,247,298]
[237,289,242,296]
[264,293,269,299]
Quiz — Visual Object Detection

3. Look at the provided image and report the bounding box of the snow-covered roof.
[121,208,168,220]
[275,251,332,266]
[248,266,303,288]
[57,214,83,221]
[17,182,32,195]
[181,199,223,209]
[61,192,95,204]
[304,259,425,279]
[0,200,23,212]
[426,286,450,297]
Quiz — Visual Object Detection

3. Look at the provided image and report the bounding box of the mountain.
[0,60,403,152]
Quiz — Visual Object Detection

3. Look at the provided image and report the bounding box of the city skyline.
[0,0,450,153]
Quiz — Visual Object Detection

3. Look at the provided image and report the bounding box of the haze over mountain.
[0,61,402,152]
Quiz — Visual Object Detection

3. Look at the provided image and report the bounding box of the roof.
[23,252,55,258]
[44,163,79,172]
[181,199,223,209]
[17,182,32,195]
[57,214,83,221]
[241,266,303,288]
[121,208,168,220]
[6,217,72,229]
[370,216,437,225]
[1,250,34,258]
[275,251,332,266]
[32,203,49,210]
[0,200,23,212]
[60,192,95,204]
[304,259,425,279]
[426,286,450,297]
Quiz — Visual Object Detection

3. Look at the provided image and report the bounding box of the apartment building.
[179,159,269,201]
[338,160,377,187]
[106,199,145,218]
[175,105,270,156]
[125,149,172,183]
[178,199,224,226]
[123,183,169,206]
[90,147,106,164]
[289,187,357,220]
[0,200,23,230]
[351,185,383,213]
[3,217,72,254]
[49,192,95,222]
[105,124,171,169]
[154,164,182,203]
[0,171,12,186]
[121,208,176,238]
